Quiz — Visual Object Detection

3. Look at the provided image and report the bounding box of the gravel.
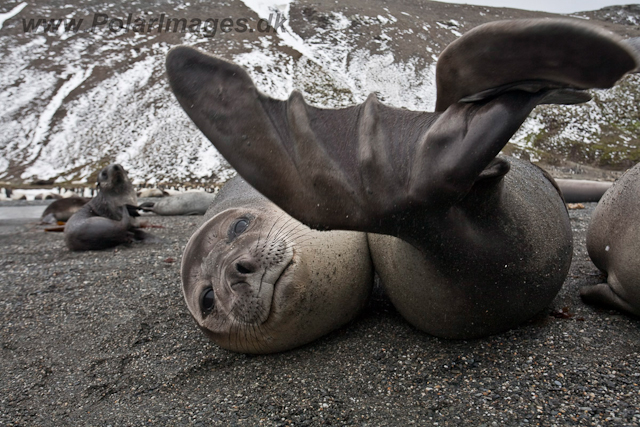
[1,201,639,426]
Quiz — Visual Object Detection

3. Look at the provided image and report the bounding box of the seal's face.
[199,209,297,325]
[182,205,313,353]
[97,164,127,192]
[96,164,137,206]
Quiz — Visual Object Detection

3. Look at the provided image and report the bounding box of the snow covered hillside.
[0,0,639,186]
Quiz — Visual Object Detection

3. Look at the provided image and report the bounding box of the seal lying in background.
[41,197,91,223]
[137,188,164,198]
[555,179,613,203]
[64,164,151,251]
[139,191,215,215]
[34,192,63,200]
[582,163,640,316]
[168,19,638,342]
[181,176,372,353]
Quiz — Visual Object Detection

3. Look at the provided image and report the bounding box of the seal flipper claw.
[537,88,593,105]
[459,81,592,105]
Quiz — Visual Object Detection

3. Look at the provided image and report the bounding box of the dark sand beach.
[1,201,639,426]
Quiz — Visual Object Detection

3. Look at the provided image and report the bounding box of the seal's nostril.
[236,261,254,274]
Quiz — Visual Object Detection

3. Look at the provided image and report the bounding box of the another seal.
[35,192,63,200]
[137,188,164,198]
[368,157,572,338]
[167,19,637,339]
[64,164,146,251]
[582,163,640,316]
[41,197,91,223]
[139,191,215,215]
[181,176,373,353]
[556,179,613,203]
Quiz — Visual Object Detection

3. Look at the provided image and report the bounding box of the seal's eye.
[234,219,249,235]
[200,288,215,313]
[228,218,250,241]
[227,216,254,243]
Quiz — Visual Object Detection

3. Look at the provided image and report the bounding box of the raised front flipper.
[435,19,638,111]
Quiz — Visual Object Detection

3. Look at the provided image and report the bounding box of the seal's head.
[181,200,372,354]
[96,164,137,206]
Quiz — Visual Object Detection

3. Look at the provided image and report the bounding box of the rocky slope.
[0,0,639,186]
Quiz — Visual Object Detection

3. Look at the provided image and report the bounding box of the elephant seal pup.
[583,164,640,316]
[181,176,372,353]
[368,157,572,338]
[139,191,215,215]
[64,164,144,251]
[555,179,613,203]
[167,18,637,339]
[41,197,91,223]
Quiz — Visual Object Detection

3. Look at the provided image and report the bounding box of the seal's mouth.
[273,257,295,287]
[264,254,296,321]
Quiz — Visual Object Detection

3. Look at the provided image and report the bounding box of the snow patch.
[0,2,27,30]
[24,66,94,166]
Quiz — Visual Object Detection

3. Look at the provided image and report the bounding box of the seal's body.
[369,157,572,338]
[64,164,141,251]
[556,179,613,203]
[167,18,638,346]
[139,191,215,215]
[583,164,640,316]
[181,177,373,353]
